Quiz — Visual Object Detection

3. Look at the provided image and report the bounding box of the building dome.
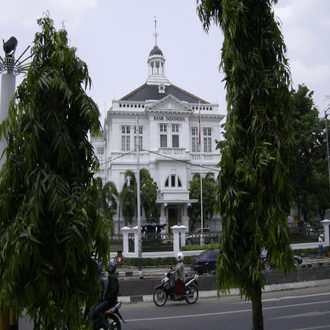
[149,45,163,56]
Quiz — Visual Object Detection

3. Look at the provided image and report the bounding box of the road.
[19,285,330,329]
[122,285,330,330]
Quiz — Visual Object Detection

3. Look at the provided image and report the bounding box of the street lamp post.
[136,116,142,271]
[0,37,30,170]
[325,108,330,190]
[0,35,30,330]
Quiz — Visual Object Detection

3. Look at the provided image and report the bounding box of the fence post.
[171,225,180,257]
[120,226,131,255]
[179,225,188,248]
[321,219,330,246]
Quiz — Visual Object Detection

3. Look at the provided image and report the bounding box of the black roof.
[149,45,163,56]
[120,83,209,104]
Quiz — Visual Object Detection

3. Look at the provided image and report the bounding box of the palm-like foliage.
[120,170,137,225]
[141,170,159,221]
[119,169,159,225]
[198,1,295,329]
[0,13,110,330]
[188,172,216,225]
[96,177,118,233]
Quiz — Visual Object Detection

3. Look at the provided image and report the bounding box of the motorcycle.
[92,301,126,330]
[153,271,199,306]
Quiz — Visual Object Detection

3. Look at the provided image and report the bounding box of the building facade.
[91,35,225,234]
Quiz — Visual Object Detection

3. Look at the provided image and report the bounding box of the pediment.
[146,94,191,114]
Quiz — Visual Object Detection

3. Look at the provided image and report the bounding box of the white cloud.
[1,0,330,119]
[0,0,97,29]
[290,60,329,85]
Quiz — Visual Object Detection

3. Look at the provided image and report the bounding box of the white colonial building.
[91,33,225,234]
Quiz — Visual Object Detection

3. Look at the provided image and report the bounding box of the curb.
[119,278,330,304]
[114,259,330,278]
[116,266,192,278]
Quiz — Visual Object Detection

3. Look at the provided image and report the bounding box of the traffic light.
[3,37,17,56]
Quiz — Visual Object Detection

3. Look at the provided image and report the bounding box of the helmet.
[106,259,117,274]
[177,252,183,262]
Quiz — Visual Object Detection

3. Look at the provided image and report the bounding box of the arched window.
[165,174,182,188]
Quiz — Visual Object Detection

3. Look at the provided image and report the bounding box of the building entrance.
[168,207,179,230]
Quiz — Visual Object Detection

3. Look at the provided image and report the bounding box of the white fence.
[114,220,330,259]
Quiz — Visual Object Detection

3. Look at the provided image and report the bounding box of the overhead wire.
[99,148,220,173]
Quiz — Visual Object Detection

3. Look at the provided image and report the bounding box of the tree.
[96,177,118,233]
[188,172,216,227]
[119,170,137,225]
[140,168,159,221]
[0,14,111,329]
[197,1,296,329]
[289,85,330,222]
[119,168,159,225]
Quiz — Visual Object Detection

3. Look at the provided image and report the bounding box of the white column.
[0,73,16,169]
[321,220,330,246]
[160,204,167,230]
[120,226,131,255]
[171,225,180,257]
[179,225,188,247]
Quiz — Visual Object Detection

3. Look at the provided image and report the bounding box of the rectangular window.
[134,126,143,150]
[97,147,104,154]
[172,124,179,133]
[160,135,167,147]
[192,127,200,152]
[134,126,143,135]
[134,136,143,150]
[121,126,130,151]
[203,128,212,153]
[171,124,179,147]
[160,124,167,132]
[172,135,179,148]
[160,124,167,147]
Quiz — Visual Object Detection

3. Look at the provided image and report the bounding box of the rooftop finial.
[153,16,159,46]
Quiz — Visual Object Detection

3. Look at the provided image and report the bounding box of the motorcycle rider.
[96,260,105,304]
[94,259,119,330]
[171,252,185,298]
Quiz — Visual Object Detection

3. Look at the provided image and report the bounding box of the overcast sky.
[1,0,329,124]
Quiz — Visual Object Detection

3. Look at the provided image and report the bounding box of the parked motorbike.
[153,271,199,306]
[92,301,125,330]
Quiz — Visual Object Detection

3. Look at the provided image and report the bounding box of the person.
[171,252,185,298]
[319,234,324,255]
[94,259,119,330]
[96,260,105,304]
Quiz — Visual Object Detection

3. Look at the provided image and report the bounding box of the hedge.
[118,245,330,267]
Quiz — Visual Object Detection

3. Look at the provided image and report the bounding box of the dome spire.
[153,16,159,46]
[146,18,170,85]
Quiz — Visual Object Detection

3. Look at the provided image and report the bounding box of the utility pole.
[198,102,204,245]
[136,116,142,271]
[0,37,30,170]
[0,35,30,330]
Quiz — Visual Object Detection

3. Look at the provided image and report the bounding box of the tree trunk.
[251,280,264,330]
